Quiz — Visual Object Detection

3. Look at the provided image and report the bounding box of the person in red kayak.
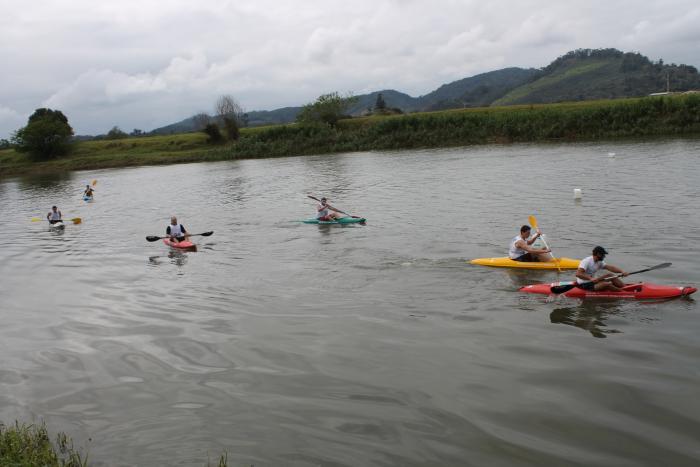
[508,225,552,262]
[166,216,189,244]
[576,246,629,292]
[316,197,344,222]
[46,206,62,224]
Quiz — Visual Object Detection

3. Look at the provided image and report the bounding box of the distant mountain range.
[150,48,700,135]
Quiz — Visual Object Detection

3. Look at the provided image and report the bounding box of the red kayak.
[520,282,696,299]
[163,238,197,251]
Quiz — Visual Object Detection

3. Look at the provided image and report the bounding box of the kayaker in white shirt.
[166,216,189,243]
[575,246,629,291]
[508,225,552,262]
[316,197,343,221]
[46,206,62,224]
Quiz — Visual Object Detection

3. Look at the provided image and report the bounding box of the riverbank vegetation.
[0,421,229,466]
[2,94,699,178]
[0,421,87,466]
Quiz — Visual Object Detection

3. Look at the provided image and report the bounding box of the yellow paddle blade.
[31,217,42,222]
[528,215,538,229]
[91,179,97,186]
[71,217,82,224]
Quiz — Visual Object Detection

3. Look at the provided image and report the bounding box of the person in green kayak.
[316,197,344,222]
[166,216,189,243]
[575,246,629,292]
[509,225,552,262]
[84,185,94,197]
[46,205,62,224]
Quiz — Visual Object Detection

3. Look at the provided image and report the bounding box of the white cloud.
[1,0,699,137]
[0,105,23,139]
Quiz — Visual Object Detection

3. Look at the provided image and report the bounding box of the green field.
[2,94,699,178]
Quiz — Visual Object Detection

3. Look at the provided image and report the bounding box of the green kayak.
[302,216,366,224]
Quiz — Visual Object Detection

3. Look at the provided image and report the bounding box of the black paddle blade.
[199,231,214,236]
[146,236,162,242]
[550,282,577,294]
[645,262,672,272]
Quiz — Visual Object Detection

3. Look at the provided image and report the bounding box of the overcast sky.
[1,0,699,138]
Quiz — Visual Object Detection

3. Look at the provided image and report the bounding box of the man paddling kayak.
[84,185,94,197]
[509,225,552,262]
[316,197,343,222]
[46,206,62,224]
[166,216,189,244]
[575,246,629,292]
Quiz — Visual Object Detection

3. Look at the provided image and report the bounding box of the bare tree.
[192,112,211,131]
[215,95,244,141]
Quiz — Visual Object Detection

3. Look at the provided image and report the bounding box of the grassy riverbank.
[0,421,228,466]
[2,94,699,178]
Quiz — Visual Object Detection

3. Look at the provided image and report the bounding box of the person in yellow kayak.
[316,197,344,222]
[575,246,629,292]
[509,225,552,262]
[166,216,189,243]
[46,206,62,224]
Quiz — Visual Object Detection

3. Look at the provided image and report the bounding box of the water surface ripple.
[1,140,699,466]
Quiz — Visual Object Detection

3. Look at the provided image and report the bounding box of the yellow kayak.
[469,257,580,270]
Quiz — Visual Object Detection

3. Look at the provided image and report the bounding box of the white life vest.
[508,235,528,259]
[168,223,184,237]
[49,211,61,221]
[576,256,606,283]
[317,203,329,219]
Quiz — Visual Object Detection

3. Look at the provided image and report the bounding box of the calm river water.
[1,139,699,466]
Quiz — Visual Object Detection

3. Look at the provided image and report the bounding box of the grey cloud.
[2,0,700,138]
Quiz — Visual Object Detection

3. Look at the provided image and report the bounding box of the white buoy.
[608,152,616,157]
[574,188,582,199]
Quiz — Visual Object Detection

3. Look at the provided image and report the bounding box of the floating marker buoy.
[574,188,582,199]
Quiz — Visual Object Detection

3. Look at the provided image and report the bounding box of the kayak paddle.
[307,195,362,219]
[550,262,672,294]
[32,217,82,224]
[529,215,558,269]
[146,231,214,242]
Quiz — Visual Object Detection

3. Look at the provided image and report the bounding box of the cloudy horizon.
[1,0,699,139]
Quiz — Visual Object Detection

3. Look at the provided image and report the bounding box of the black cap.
[593,246,608,256]
[521,225,531,233]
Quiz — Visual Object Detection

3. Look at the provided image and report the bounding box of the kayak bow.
[162,238,197,251]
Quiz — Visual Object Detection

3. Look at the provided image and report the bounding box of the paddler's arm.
[604,264,629,276]
[516,239,550,254]
[526,229,542,245]
[576,267,596,282]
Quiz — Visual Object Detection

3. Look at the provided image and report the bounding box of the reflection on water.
[550,302,623,338]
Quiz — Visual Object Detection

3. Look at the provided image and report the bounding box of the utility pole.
[666,72,670,93]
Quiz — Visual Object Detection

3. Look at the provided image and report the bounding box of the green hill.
[493,48,700,105]
[418,68,539,110]
[149,48,700,135]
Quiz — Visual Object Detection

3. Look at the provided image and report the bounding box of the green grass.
[0,420,231,466]
[2,94,700,179]
[0,421,87,466]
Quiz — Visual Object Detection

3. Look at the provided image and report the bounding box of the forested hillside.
[150,48,700,135]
